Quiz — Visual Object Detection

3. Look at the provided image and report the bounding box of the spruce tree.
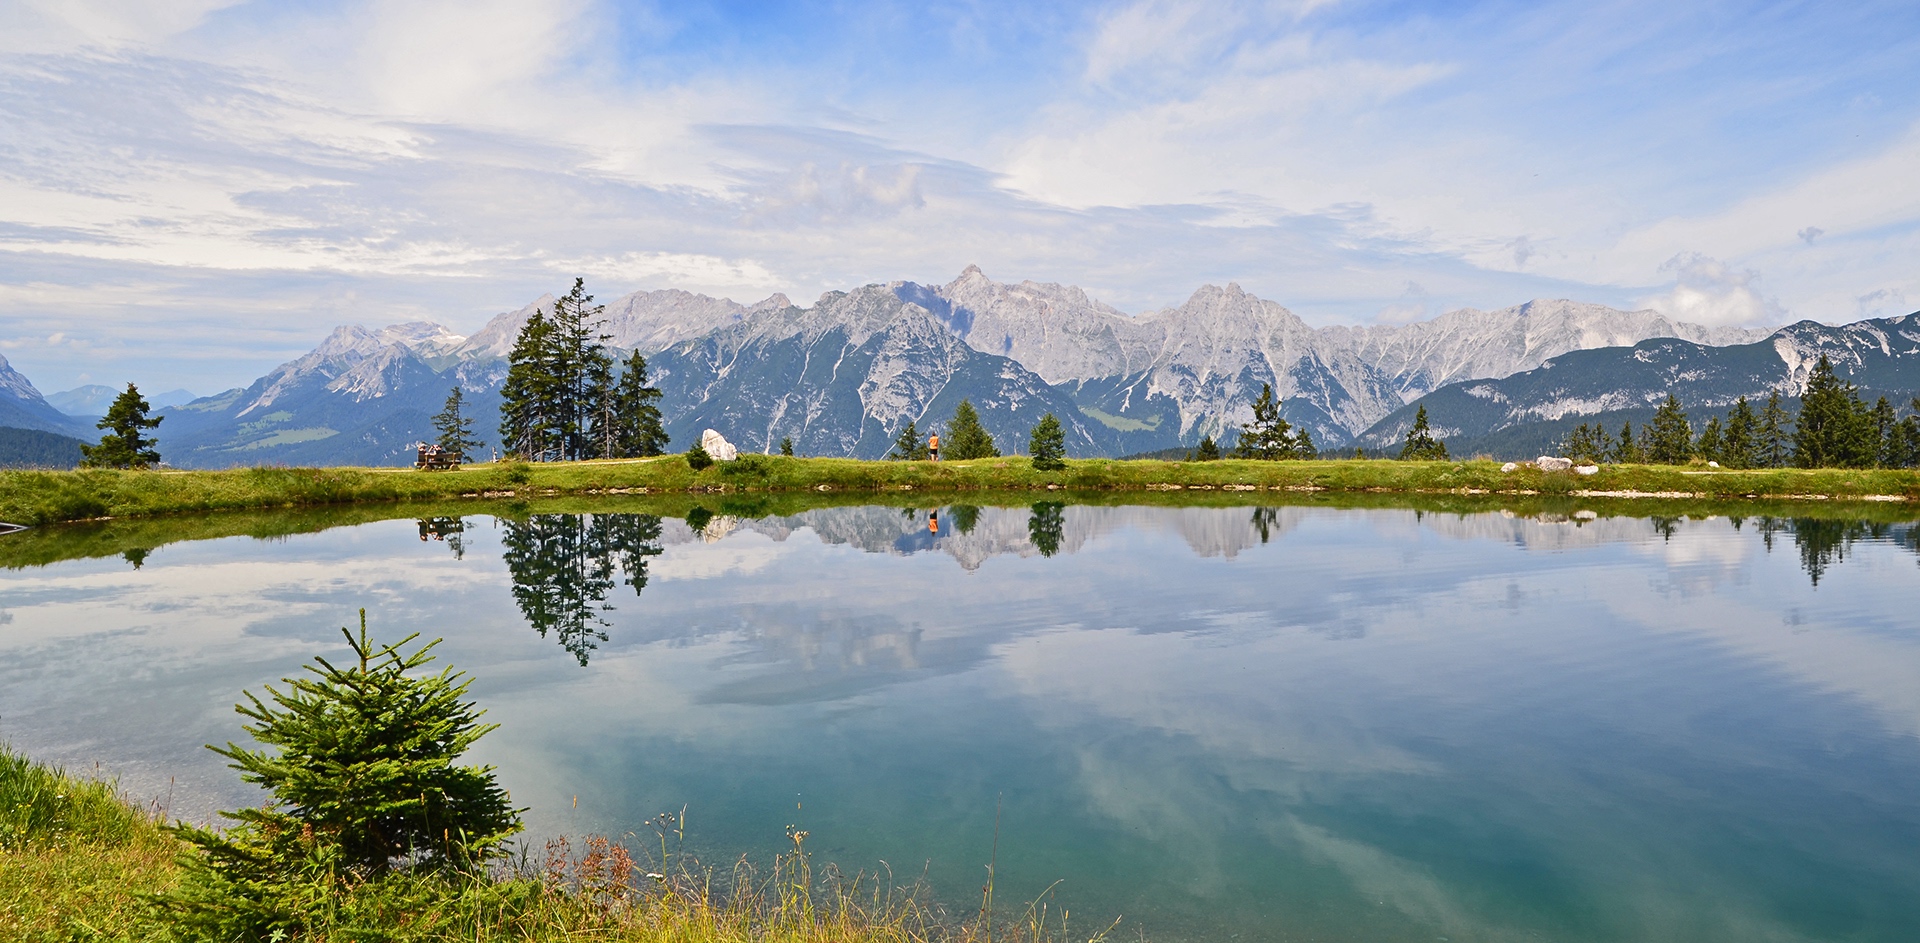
[80,383,163,468]
[167,613,521,939]
[686,441,713,470]
[611,351,668,457]
[1398,404,1448,461]
[1646,394,1693,464]
[1612,421,1641,463]
[1759,391,1793,468]
[1872,396,1898,467]
[1793,355,1874,468]
[944,399,1000,460]
[1563,423,1611,464]
[1695,416,1723,464]
[1029,413,1067,471]
[499,306,558,461]
[1235,383,1297,460]
[780,437,794,457]
[1722,397,1759,469]
[431,386,479,458]
[1193,434,1221,461]
[889,420,927,460]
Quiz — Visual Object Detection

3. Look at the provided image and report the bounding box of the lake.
[4,499,1919,941]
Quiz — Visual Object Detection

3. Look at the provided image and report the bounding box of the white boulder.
[1574,464,1599,476]
[700,428,739,461]
[1501,462,1519,473]
[1536,456,1573,472]
[1707,460,1720,468]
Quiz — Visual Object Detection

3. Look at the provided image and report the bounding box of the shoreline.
[3,456,1918,529]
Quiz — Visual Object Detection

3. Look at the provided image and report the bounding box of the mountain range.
[9,266,1909,467]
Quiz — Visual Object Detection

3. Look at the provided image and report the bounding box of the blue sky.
[2,0,1918,393]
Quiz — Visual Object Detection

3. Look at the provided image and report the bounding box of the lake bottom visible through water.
[3,502,1919,942]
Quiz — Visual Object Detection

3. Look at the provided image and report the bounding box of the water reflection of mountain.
[649,504,1920,587]
[660,504,1296,568]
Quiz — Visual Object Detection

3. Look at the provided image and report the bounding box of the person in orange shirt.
[928,433,940,461]
[928,509,938,535]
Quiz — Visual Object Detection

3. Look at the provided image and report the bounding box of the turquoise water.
[3,504,1919,941]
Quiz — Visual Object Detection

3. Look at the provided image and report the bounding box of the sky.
[2,0,1918,394]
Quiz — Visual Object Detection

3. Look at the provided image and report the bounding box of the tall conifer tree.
[81,383,163,468]
[1758,391,1793,468]
[431,386,479,457]
[1646,394,1693,465]
[1235,383,1297,460]
[1722,397,1759,469]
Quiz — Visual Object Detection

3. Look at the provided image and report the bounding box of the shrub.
[687,443,714,471]
[163,611,522,940]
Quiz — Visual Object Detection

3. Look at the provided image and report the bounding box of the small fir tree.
[686,441,713,471]
[889,420,928,460]
[1293,426,1317,459]
[944,400,1000,460]
[166,612,522,940]
[1193,434,1221,461]
[1028,413,1067,471]
[81,383,163,468]
[1563,423,1611,464]
[1612,421,1642,463]
[780,436,794,457]
[1722,397,1759,469]
[1872,396,1898,467]
[1695,416,1724,464]
[1646,394,1693,465]
[1758,390,1793,468]
[1398,404,1448,461]
[431,386,480,457]
[1235,383,1297,460]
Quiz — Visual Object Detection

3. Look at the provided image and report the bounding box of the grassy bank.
[1,746,1090,942]
[3,456,1919,528]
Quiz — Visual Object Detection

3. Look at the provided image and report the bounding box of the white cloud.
[1638,253,1784,327]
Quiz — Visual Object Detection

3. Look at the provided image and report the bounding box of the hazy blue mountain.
[1355,312,1920,458]
[0,354,89,438]
[47,385,198,418]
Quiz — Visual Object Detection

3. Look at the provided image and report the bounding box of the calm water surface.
[4,503,1920,942]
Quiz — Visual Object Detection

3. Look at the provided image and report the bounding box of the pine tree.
[1193,434,1221,461]
[1695,416,1723,464]
[944,399,1000,460]
[1893,399,1920,468]
[1029,413,1066,471]
[1235,383,1297,460]
[1398,404,1448,461]
[1612,421,1642,463]
[780,437,794,457]
[889,420,927,460]
[80,383,163,468]
[686,441,713,471]
[166,612,521,940]
[1793,355,1874,468]
[611,351,668,457]
[1563,423,1611,464]
[1646,394,1693,464]
[499,306,559,461]
[1872,396,1898,467]
[431,386,479,458]
[1759,391,1793,468]
[1722,397,1759,469]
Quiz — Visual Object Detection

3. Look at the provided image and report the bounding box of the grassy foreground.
[3,455,1918,528]
[1,745,1093,943]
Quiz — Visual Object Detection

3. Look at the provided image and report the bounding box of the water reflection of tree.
[1251,507,1281,544]
[949,505,980,535]
[418,517,467,559]
[1028,502,1064,557]
[500,514,664,665]
[1788,518,1890,587]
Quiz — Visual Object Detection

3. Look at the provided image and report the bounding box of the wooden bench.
[415,447,462,470]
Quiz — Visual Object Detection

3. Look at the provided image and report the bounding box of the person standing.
[928,432,940,461]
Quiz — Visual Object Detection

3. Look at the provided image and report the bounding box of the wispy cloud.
[1,0,1917,393]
